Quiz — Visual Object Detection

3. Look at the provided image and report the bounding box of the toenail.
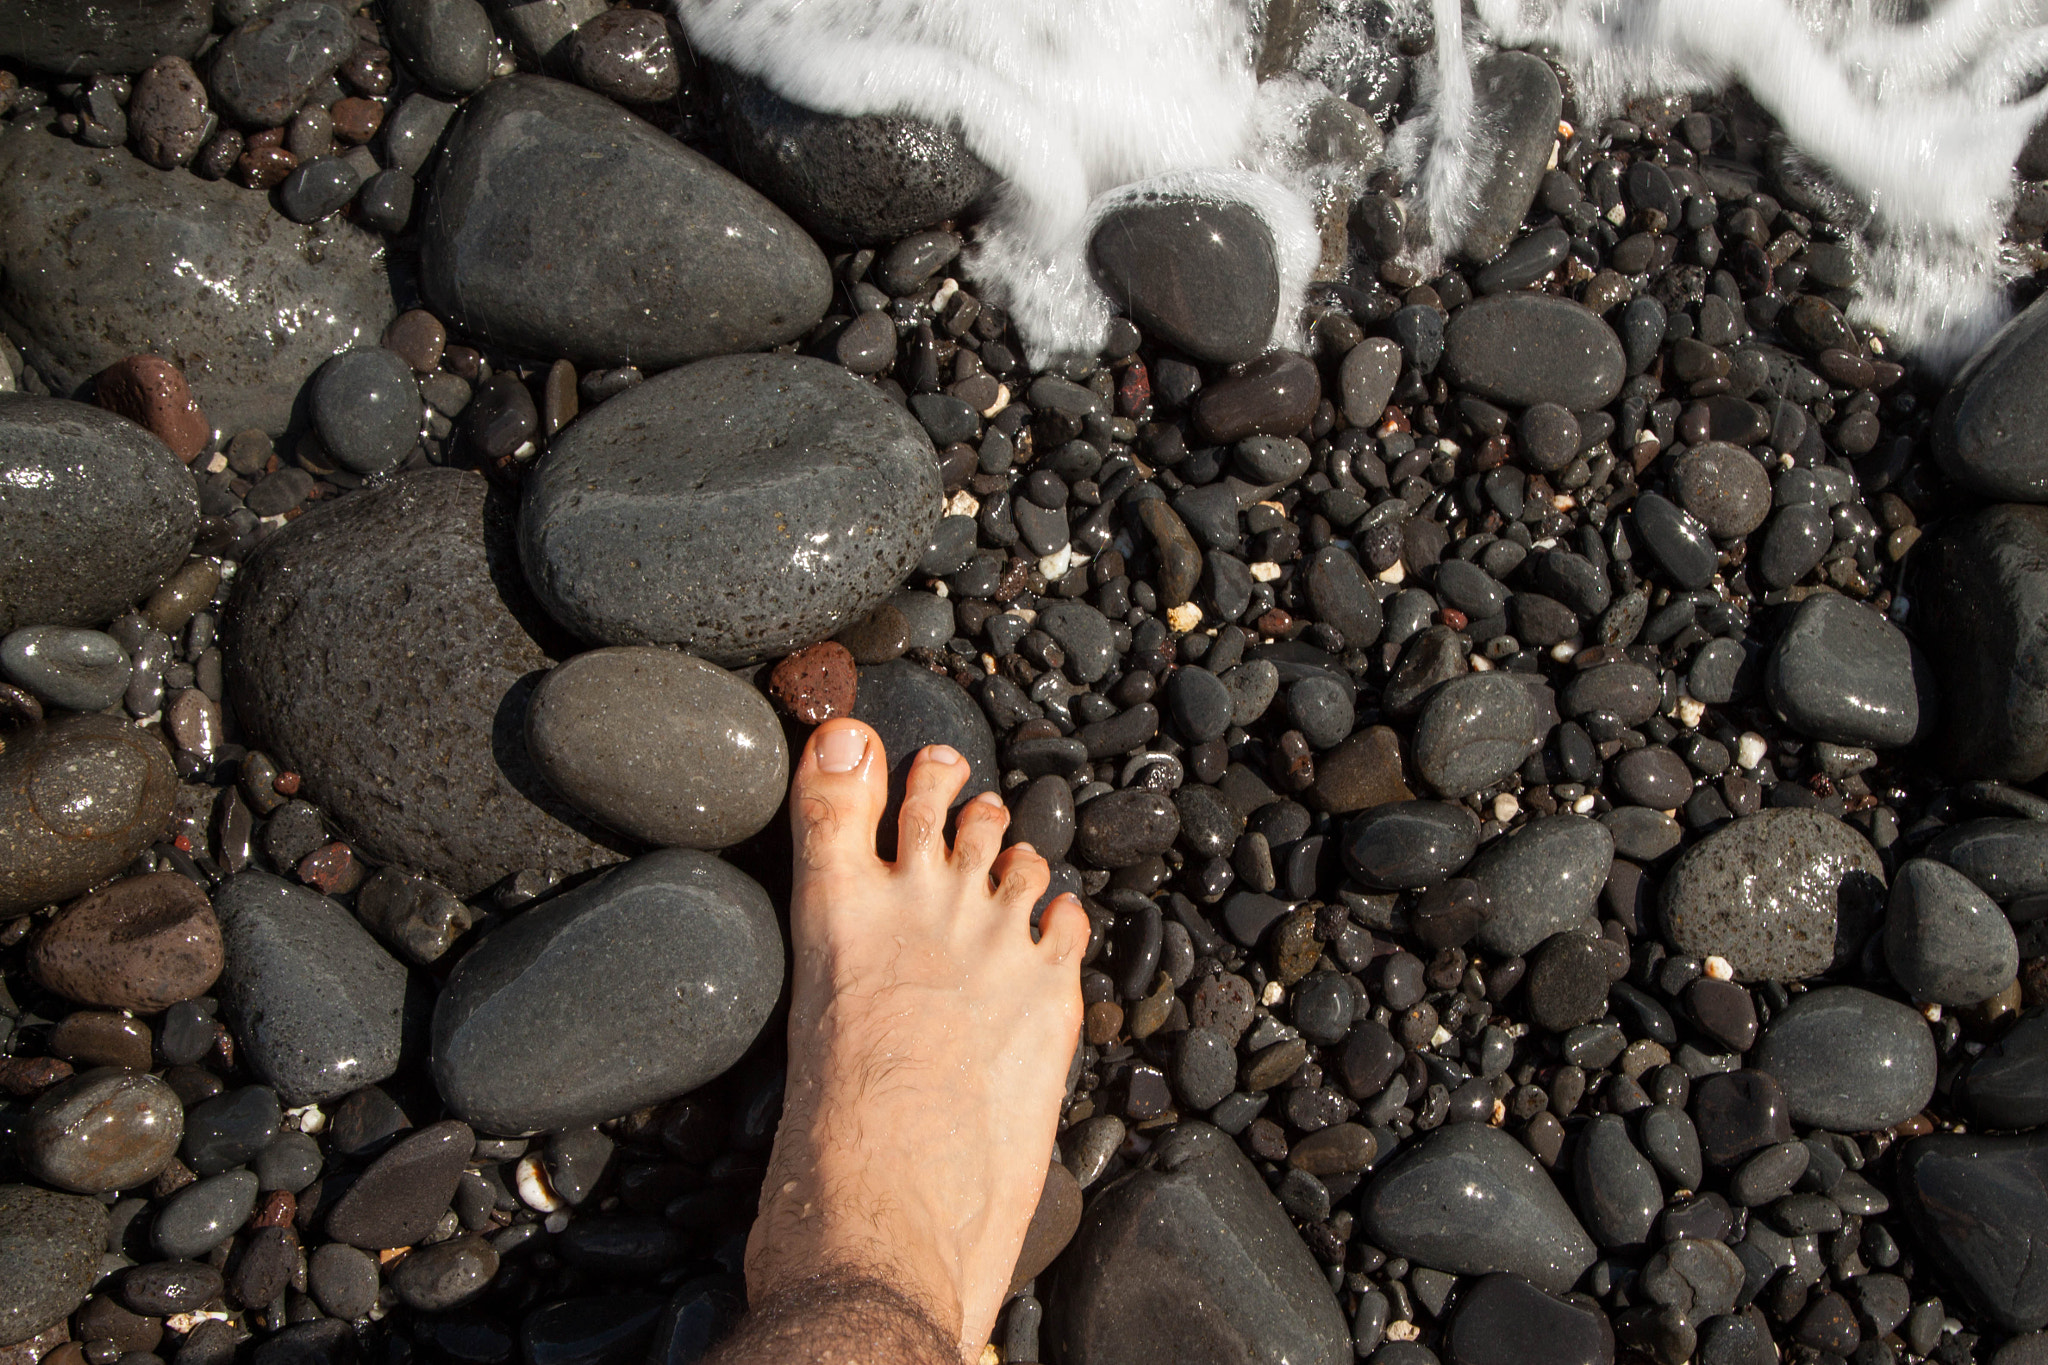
[923,744,962,764]
[816,727,867,773]
[973,790,1005,807]
[1011,841,1037,855]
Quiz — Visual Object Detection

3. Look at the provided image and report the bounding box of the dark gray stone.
[431,849,784,1134]
[1765,593,1932,749]
[1885,858,2019,1006]
[1910,505,2048,781]
[1359,1123,1595,1291]
[206,1,356,126]
[1935,293,2048,501]
[519,354,940,665]
[21,1068,184,1193]
[1455,52,1564,265]
[0,399,197,634]
[1754,986,1937,1132]
[1044,1122,1351,1365]
[213,872,411,1105]
[1632,493,1718,591]
[1963,1008,2048,1130]
[1441,295,1626,411]
[389,1236,498,1310]
[224,469,626,896]
[182,1086,282,1176]
[328,1121,474,1249]
[154,1169,259,1258]
[309,348,421,476]
[0,123,395,437]
[1660,808,1885,981]
[386,0,494,97]
[1758,504,1833,589]
[1444,1273,1614,1365]
[0,1185,106,1344]
[0,0,210,76]
[1304,545,1383,650]
[1671,444,1772,539]
[1897,1131,2048,1332]
[0,626,131,711]
[1090,198,1277,365]
[852,659,999,847]
[1466,814,1613,956]
[1931,819,2048,901]
[1412,673,1541,797]
[1343,801,1480,890]
[308,1243,380,1320]
[422,76,831,368]
[1076,790,1182,870]
[714,71,997,247]
[0,714,177,915]
[1574,1113,1661,1249]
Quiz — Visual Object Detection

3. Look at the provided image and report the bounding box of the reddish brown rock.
[47,1013,153,1072]
[0,1057,73,1099]
[94,356,210,464]
[768,641,858,724]
[0,716,178,916]
[330,97,384,145]
[30,873,223,1014]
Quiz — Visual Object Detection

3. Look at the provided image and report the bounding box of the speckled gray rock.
[431,849,784,1134]
[205,1,355,125]
[0,1185,106,1344]
[1441,295,1627,411]
[714,71,998,247]
[527,648,789,849]
[224,470,626,896]
[1660,808,1885,981]
[1897,1131,2048,1332]
[1765,593,1933,748]
[0,123,394,437]
[1885,858,2019,1006]
[519,354,941,665]
[0,715,177,915]
[1412,673,1542,797]
[0,0,210,76]
[1455,52,1563,265]
[421,76,831,368]
[1910,505,2048,781]
[1465,814,1614,956]
[0,399,197,634]
[0,627,131,712]
[213,872,412,1105]
[1755,987,1937,1132]
[1359,1123,1595,1291]
[385,0,494,96]
[1935,293,2048,502]
[1043,1122,1351,1365]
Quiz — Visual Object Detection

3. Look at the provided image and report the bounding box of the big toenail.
[817,727,867,773]
[924,744,962,764]
[973,790,1005,807]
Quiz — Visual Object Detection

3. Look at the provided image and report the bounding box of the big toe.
[790,718,889,871]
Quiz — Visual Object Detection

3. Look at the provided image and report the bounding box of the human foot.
[746,718,1090,1360]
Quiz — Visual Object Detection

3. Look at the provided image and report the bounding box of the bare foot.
[745,718,1090,1360]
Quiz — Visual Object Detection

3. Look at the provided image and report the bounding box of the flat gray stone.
[206,1,355,126]
[431,849,784,1134]
[1885,858,2019,1006]
[1090,197,1277,365]
[1441,294,1626,411]
[1455,52,1563,265]
[214,872,413,1105]
[0,1185,106,1344]
[519,353,940,666]
[1755,986,1937,1132]
[1466,814,1613,956]
[1765,593,1933,748]
[0,121,394,437]
[421,76,831,368]
[1412,672,1541,798]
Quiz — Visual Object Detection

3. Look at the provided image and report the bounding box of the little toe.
[990,842,1051,917]
[1037,892,1092,965]
[892,744,972,870]
[950,789,1010,875]
[789,719,889,873]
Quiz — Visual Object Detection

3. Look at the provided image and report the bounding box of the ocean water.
[680,0,2048,373]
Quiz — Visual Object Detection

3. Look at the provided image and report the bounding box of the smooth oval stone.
[432,849,784,1135]
[20,1068,184,1193]
[1339,337,1402,429]
[521,1292,667,1365]
[0,627,130,712]
[1660,808,1885,982]
[30,872,222,1012]
[224,469,625,896]
[0,0,210,76]
[309,348,421,475]
[181,1086,281,1176]
[1043,1122,1351,1365]
[1632,493,1718,591]
[153,1169,258,1259]
[390,1235,499,1311]
[1755,986,1936,1131]
[1444,1273,1614,1365]
[1936,293,2048,501]
[1765,593,1932,748]
[1454,52,1563,264]
[1927,818,2048,901]
[1574,1113,1662,1249]
[213,872,411,1105]
[0,1185,106,1345]
[1342,802,1480,890]
[527,648,789,849]
[385,0,494,96]
[422,76,831,368]
[1897,1131,2048,1332]
[1910,505,2048,780]
[327,1120,474,1250]
[1441,294,1625,411]
[1359,1123,1595,1291]
[206,0,354,125]
[1412,673,1541,798]
[1090,197,1278,365]
[1466,814,1614,956]
[1075,790,1182,870]
[1190,352,1321,444]
[1671,443,1772,539]
[520,354,940,665]
[0,400,197,634]
[714,71,997,247]
[1885,858,2019,1006]
[1304,545,1384,650]
[120,1259,224,1317]
[851,659,999,847]
[1691,1070,1793,1168]
[0,715,177,915]
[1963,1008,2048,1130]
[0,128,394,437]
[308,1243,380,1320]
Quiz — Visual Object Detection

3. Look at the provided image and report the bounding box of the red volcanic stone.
[768,641,858,724]
[95,355,211,463]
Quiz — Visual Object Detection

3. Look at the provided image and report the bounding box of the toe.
[892,744,972,870]
[991,842,1051,916]
[1037,892,1092,965]
[789,719,889,872]
[950,789,1009,874]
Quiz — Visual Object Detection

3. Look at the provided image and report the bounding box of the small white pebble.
[1436,437,1461,456]
[1704,955,1735,981]
[930,580,949,598]
[1674,696,1705,728]
[1261,981,1286,1006]
[286,1103,326,1134]
[1491,1099,1508,1126]
[1430,1025,1452,1047]
[1552,493,1577,511]
[1778,451,1797,470]
[931,278,960,311]
[1468,655,1494,671]
[944,489,980,519]
[1737,732,1770,769]
[980,384,1010,419]
[512,440,536,461]
[166,1312,233,1335]
[1607,202,1627,225]
[1549,641,1579,662]
[1166,602,1203,632]
[1250,561,1282,583]
[516,1152,565,1212]
[1572,794,1597,814]
[543,1211,571,1234]
[259,513,288,532]
[204,452,229,475]
[980,653,997,675]
[1493,794,1521,823]
[1501,1021,1529,1039]
[1012,606,1037,624]
[1533,537,1559,550]
[1546,139,1561,171]
[1869,335,1887,355]
[1387,1322,1421,1343]
[1376,560,1407,585]
[1923,1002,1944,1022]
[1039,545,1075,581]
